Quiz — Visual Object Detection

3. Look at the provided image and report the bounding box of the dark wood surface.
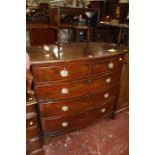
[26,100,45,154]
[27,42,128,138]
[117,52,129,110]
[39,85,118,118]
[27,24,57,46]
[35,71,120,102]
[41,98,115,135]
[27,42,127,64]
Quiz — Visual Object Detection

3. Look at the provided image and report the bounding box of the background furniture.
[49,7,99,43]
[95,22,129,45]
[26,4,128,45]
[26,72,45,155]
[26,7,99,45]
[26,24,57,46]
[117,52,129,110]
[27,42,128,142]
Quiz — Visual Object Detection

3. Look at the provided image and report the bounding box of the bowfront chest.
[27,42,127,138]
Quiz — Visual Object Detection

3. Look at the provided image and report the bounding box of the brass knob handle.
[101,108,106,113]
[60,69,68,77]
[119,57,122,61]
[61,122,68,127]
[106,78,111,83]
[108,62,114,69]
[29,121,33,126]
[61,106,69,111]
[104,93,109,98]
[28,97,33,101]
[61,88,69,94]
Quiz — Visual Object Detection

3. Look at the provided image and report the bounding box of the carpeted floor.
[44,110,129,155]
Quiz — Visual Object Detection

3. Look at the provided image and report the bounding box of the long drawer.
[40,98,115,134]
[39,85,118,118]
[35,71,121,102]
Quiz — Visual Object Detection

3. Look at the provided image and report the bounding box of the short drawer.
[26,104,36,114]
[27,138,44,154]
[92,55,124,75]
[32,64,89,82]
[27,116,38,128]
[41,98,115,134]
[35,71,121,102]
[26,126,40,142]
[39,86,118,118]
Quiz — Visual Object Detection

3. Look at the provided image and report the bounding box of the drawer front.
[27,138,43,154]
[39,86,118,118]
[32,64,89,82]
[26,126,40,142]
[26,104,36,114]
[41,98,115,133]
[92,56,124,75]
[28,149,45,155]
[35,71,121,102]
[27,116,38,128]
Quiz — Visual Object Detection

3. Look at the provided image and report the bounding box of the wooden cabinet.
[117,52,129,110]
[27,24,57,46]
[26,101,45,155]
[48,7,99,42]
[26,72,45,155]
[27,42,128,138]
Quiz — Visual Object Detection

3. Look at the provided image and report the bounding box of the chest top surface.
[27,42,128,65]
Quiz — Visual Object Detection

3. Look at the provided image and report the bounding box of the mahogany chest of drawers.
[27,42,127,138]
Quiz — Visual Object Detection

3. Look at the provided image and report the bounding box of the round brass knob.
[108,62,114,69]
[119,58,122,61]
[28,97,33,101]
[61,122,68,127]
[61,106,69,111]
[104,93,109,98]
[61,88,69,94]
[29,121,33,126]
[106,78,111,83]
[101,108,106,113]
[60,69,68,77]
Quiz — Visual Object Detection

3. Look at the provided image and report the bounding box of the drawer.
[28,149,45,155]
[32,64,89,83]
[27,116,38,128]
[92,55,124,75]
[35,71,121,102]
[39,86,118,118]
[41,98,115,134]
[27,138,44,154]
[26,104,36,114]
[26,126,40,142]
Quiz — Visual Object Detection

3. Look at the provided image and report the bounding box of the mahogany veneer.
[26,101,45,155]
[27,42,127,139]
